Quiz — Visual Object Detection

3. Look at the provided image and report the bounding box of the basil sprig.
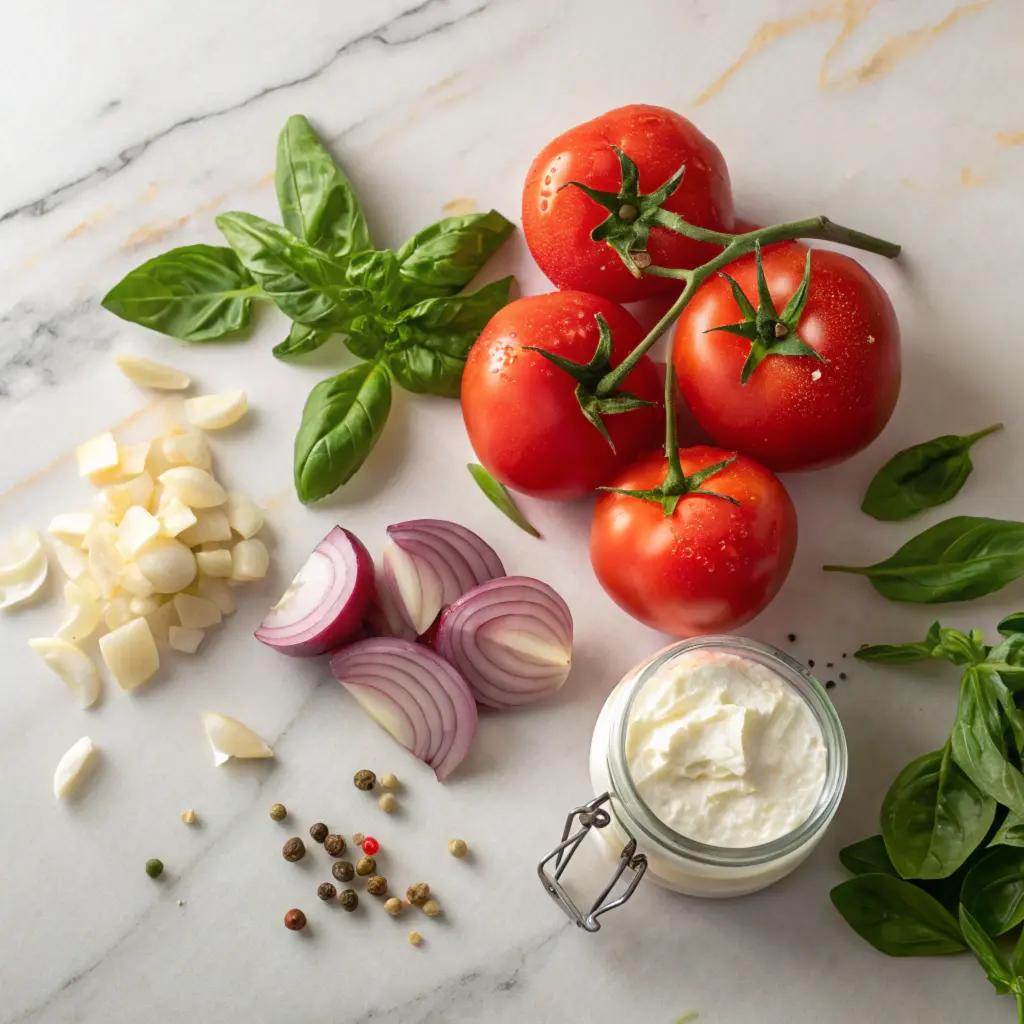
[862,424,1002,521]
[856,622,988,667]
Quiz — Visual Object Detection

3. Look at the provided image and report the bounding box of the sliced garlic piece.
[77,433,119,477]
[231,538,269,581]
[56,582,102,642]
[156,495,197,537]
[0,548,48,610]
[196,549,232,577]
[201,711,273,766]
[103,595,134,631]
[29,638,100,708]
[185,391,247,430]
[54,736,98,798]
[197,574,235,615]
[52,540,87,581]
[226,492,263,539]
[120,561,156,598]
[135,537,196,593]
[169,626,205,654]
[97,473,155,523]
[115,354,190,390]
[128,595,161,617]
[88,532,123,599]
[159,467,226,508]
[0,526,43,583]
[83,519,117,552]
[47,513,95,546]
[178,508,231,547]
[146,600,179,644]
[173,593,222,629]
[99,617,160,690]
[161,430,212,471]
[118,442,151,478]
[117,506,161,559]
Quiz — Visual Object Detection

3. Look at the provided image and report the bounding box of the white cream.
[625,649,826,847]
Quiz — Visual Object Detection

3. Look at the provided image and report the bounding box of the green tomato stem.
[660,363,685,494]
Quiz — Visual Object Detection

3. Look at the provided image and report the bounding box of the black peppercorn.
[840,672,847,680]
[283,837,306,862]
[825,680,836,690]
[324,834,346,857]
[808,659,815,668]
[317,882,337,901]
[787,633,796,643]
[826,662,833,668]
[339,889,358,912]
[354,769,376,791]
[366,875,388,896]
[309,822,329,844]
[332,860,355,883]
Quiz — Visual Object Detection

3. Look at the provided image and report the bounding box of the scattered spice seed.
[176,900,185,907]
[385,897,403,915]
[406,883,430,906]
[408,931,423,946]
[842,652,848,659]
[379,793,397,813]
[422,899,441,917]
[324,834,346,857]
[840,672,847,680]
[356,855,376,876]
[352,832,365,846]
[826,662,833,668]
[381,773,399,790]
[145,858,164,878]
[448,838,468,858]
[283,837,306,862]
[362,836,380,856]
[269,803,287,822]
[787,633,796,643]
[339,889,358,912]
[808,660,815,668]
[354,769,376,791]
[332,860,355,883]
[181,808,196,825]
[825,680,836,690]
[317,882,337,902]
[284,908,307,931]
[309,822,329,844]
[366,875,388,896]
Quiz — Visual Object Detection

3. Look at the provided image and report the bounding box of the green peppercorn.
[269,803,287,821]
[356,855,376,876]
[332,860,354,883]
[317,882,337,902]
[282,837,306,862]
[406,882,430,906]
[339,889,358,912]
[354,769,376,791]
[324,834,346,857]
[145,858,164,879]
[366,875,388,896]
[309,822,328,844]
[448,838,468,858]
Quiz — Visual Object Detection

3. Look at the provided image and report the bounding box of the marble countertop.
[3,1,1024,1021]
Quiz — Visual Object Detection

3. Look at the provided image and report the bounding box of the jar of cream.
[539,636,847,930]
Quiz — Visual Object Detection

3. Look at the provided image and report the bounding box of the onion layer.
[256,527,373,657]
[330,638,477,781]
[381,519,504,635]
[436,576,573,708]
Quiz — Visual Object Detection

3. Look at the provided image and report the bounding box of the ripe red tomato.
[672,242,900,472]
[591,446,797,636]
[522,104,735,304]
[461,292,662,500]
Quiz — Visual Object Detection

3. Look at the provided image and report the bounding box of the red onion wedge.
[256,527,373,657]
[381,519,505,634]
[330,638,478,781]
[436,576,573,709]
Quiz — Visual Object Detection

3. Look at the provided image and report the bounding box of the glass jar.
[539,635,848,931]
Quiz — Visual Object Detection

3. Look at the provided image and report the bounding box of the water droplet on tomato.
[540,199,549,212]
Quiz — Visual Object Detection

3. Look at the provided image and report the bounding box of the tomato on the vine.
[672,241,900,472]
[461,292,662,500]
[522,104,735,304]
[591,446,797,636]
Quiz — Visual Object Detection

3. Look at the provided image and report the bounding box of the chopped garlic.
[185,391,247,430]
[161,431,212,471]
[178,508,231,547]
[115,354,190,390]
[231,538,269,581]
[0,526,43,582]
[159,467,226,508]
[28,637,101,709]
[226,492,263,539]
[128,595,161,617]
[197,574,235,615]
[201,711,273,766]
[77,433,119,477]
[103,595,134,631]
[146,600,179,644]
[135,537,196,593]
[156,495,197,538]
[118,441,151,478]
[169,626,205,654]
[52,540,87,581]
[120,562,156,598]
[118,506,161,559]
[53,736,98,798]
[196,549,232,577]
[56,582,102,643]
[97,473,155,523]
[99,617,160,690]
[48,513,95,546]
[173,593,222,629]
[88,532,122,599]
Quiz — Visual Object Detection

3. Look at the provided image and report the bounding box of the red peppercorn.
[362,836,380,856]
[284,908,307,931]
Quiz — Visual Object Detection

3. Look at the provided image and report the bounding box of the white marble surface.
[2,0,1024,1020]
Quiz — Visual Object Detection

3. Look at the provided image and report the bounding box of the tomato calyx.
[705,243,825,385]
[524,313,654,451]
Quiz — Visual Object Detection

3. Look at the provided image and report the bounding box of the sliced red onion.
[436,576,573,708]
[381,519,505,634]
[255,527,373,657]
[330,638,478,781]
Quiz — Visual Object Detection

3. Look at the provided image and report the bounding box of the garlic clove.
[54,736,99,798]
[196,549,233,577]
[185,391,248,430]
[201,711,273,766]
[226,492,264,540]
[173,593,222,629]
[99,617,160,690]
[169,626,205,654]
[55,582,102,643]
[0,548,48,610]
[115,354,190,390]
[158,467,227,508]
[231,538,269,581]
[77,433,119,477]
[29,637,101,709]
[0,526,43,583]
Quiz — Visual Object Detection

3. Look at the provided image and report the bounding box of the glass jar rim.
[607,634,848,867]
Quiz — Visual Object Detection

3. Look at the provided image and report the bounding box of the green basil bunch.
[835,613,1024,1016]
[102,115,515,503]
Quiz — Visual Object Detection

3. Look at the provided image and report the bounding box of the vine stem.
[595,215,900,397]
[660,361,685,492]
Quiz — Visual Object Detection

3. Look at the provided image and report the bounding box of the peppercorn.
[332,860,355,883]
[448,838,468,858]
[354,769,376,791]
[422,899,441,917]
[826,662,834,668]
[808,659,815,668]
[787,633,796,643]
[181,808,196,825]
[406,882,430,906]
[381,772,399,790]
[269,803,287,821]
[317,882,337,902]
[324,833,346,857]
[362,836,380,856]
[825,680,836,690]
[408,931,423,946]
[309,822,329,843]
[284,908,306,931]
[384,897,403,915]
[339,889,358,912]
[356,855,376,876]
[352,832,365,846]
[379,793,397,813]
[840,672,847,680]
[283,837,306,862]
[366,875,388,896]
[145,858,164,878]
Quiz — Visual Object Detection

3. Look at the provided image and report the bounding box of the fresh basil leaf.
[881,745,995,880]
[216,211,371,331]
[102,244,259,341]
[276,114,370,256]
[988,635,1024,692]
[862,425,1003,522]
[952,666,1024,819]
[959,904,1014,993]
[467,463,540,538]
[344,314,389,362]
[346,251,403,314]
[386,277,512,397]
[960,846,1024,937]
[855,622,943,664]
[1000,614,1024,639]
[839,835,899,877]
[991,813,1024,849]
[824,517,1024,604]
[273,322,334,360]
[293,361,391,503]
[1013,927,1024,976]
[830,873,965,956]
[395,210,514,303]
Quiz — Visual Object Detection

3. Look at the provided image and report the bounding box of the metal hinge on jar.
[537,792,647,932]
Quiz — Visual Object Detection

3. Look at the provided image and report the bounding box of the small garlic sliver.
[29,637,101,709]
[56,582,102,643]
[0,526,43,583]
[77,434,119,477]
[185,391,248,430]
[0,548,48,610]
[201,711,273,766]
[158,467,227,508]
[115,354,190,390]
[53,736,98,798]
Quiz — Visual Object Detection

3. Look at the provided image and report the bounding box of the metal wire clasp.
[537,792,647,932]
